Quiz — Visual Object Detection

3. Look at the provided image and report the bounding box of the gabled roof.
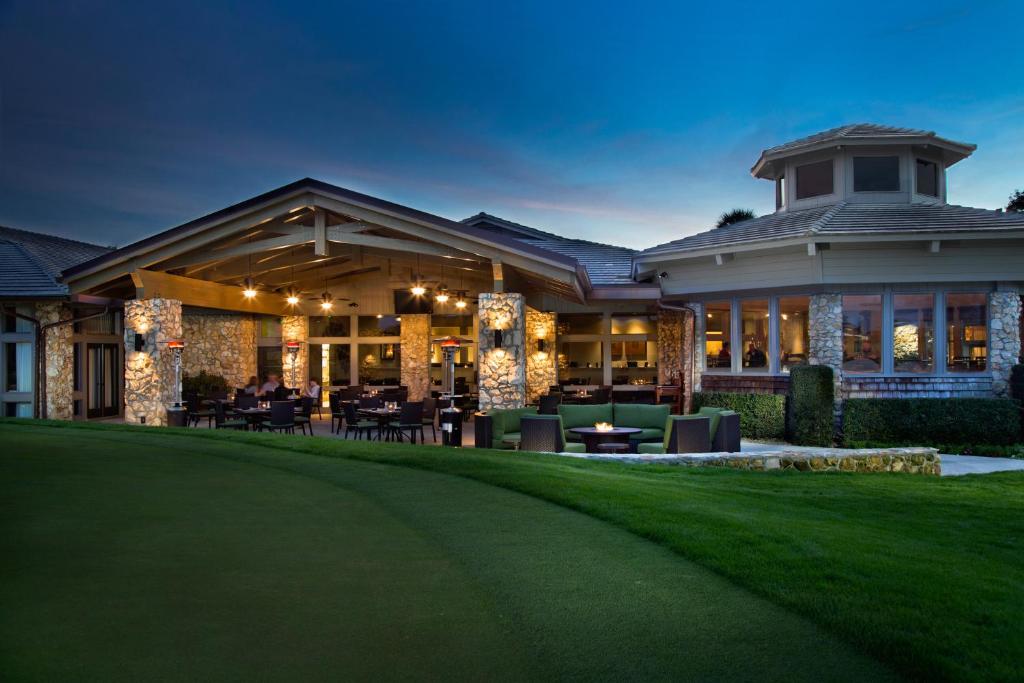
[752,123,976,178]
[462,213,637,285]
[0,225,111,298]
[637,203,1024,260]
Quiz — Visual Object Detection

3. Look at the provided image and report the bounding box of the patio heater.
[433,335,473,447]
[285,340,302,396]
[166,339,187,427]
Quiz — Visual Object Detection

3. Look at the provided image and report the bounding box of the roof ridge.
[807,201,847,234]
[464,211,636,251]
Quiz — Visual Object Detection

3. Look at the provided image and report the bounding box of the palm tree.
[716,208,756,228]
[1007,190,1024,213]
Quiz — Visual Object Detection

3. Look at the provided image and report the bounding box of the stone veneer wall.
[400,313,431,401]
[657,309,684,386]
[280,315,308,389]
[478,292,526,410]
[181,313,257,389]
[35,302,74,420]
[989,291,1022,397]
[124,298,183,426]
[525,308,557,404]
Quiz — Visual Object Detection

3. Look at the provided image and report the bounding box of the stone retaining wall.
[573,447,941,475]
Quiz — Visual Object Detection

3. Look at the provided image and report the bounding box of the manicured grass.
[6,421,1024,680]
[0,421,889,681]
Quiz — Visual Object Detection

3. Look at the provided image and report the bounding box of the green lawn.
[3,421,1023,681]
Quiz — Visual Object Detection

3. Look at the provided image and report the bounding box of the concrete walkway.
[939,454,1024,477]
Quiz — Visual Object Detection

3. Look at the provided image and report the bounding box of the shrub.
[1011,364,1024,403]
[787,365,834,446]
[843,398,1021,448]
[182,370,229,397]
[691,392,785,440]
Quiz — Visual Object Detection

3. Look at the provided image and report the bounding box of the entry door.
[86,343,120,418]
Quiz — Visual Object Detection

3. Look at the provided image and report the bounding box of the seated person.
[304,379,322,401]
[258,373,281,397]
[745,342,767,368]
[716,343,732,368]
[243,376,260,395]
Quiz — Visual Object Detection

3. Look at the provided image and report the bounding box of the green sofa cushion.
[629,428,664,442]
[490,407,537,448]
[613,403,671,430]
[697,407,724,438]
[637,442,666,454]
[558,403,613,430]
[564,443,587,453]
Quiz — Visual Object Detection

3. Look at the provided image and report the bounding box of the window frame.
[915,158,940,198]
[794,159,835,200]
[852,155,901,193]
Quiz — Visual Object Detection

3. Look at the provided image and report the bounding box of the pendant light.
[318,264,333,312]
[435,265,449,304]
[241,236,258,298]
[410,254,426,296]
[283,247,301,306]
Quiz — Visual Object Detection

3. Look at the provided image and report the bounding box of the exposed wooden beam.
[492,260,504,292]
[160,229,314,271]
[314,209,328,256]
[130,269,290,316]
[325,226,458,258]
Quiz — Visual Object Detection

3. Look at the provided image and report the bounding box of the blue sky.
[1,0,1022,249]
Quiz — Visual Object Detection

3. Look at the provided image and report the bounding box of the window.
[842,295,882,373]
[916,159,939,197]
[558,341,603,386]
[853,156,899,192]
[358,315,401,337]
[259,316,282,338]
[795,159,834,199]
[2,305,34,333]
[309,315,351,337]
[893,294,934,373]
[4,342,32,392]
[705,301,732,369]
[740,300,769,371]
[610,314,657,385]
[946,293,987,372]
[4,402,32,417]
[74,311,122,335]
[359,343,400,385]
[557,313,603,335]
[778,297,809,371]
[775,175,786,210]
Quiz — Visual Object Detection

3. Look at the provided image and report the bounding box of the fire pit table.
[568,426,642,454]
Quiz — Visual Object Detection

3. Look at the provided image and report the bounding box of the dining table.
[358,407,401,440]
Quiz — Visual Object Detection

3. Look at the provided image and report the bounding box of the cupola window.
[916,159,939,197]
[795,159,834,199]
[853,156,900,192]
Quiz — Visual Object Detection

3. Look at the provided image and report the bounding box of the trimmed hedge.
[843,398,1021,448]
[182,370,229,397]
[691,392,786,440]
[787,365,834,446]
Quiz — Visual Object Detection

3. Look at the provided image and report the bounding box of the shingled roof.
[639,203,1024,257]
[0,226,111,298]
[462,213,636,285]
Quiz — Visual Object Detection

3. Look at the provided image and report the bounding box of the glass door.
[86,343,120,418]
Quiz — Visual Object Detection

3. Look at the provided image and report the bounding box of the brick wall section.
[842,376,994,399]
[701,374,791,395]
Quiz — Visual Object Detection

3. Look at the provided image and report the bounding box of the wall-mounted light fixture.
[536,338,547,354]
[134,332,145,352]
[493,329,504,349]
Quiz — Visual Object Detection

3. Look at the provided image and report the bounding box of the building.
[1,124,1021,425]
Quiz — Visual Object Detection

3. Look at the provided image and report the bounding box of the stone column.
[808,293,844,430]
[181,313,257,389]
[281,315,309,390]
[657,309,684,387]
[478,292,526,410]
[400,313,431,401]
[124,298,183,426]
[525,308,556,404]
[989,291,1022,397]
[35,302,74,420]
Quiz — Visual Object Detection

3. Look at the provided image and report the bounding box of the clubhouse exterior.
[1,123,1022,425]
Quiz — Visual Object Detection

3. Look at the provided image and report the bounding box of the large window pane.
[610,341,657,385]
[259,316,281,338]
[740,300,769,371]
[309,315,351,337]
[893,294,934,373]
[610,314,656,335]
[795,159,834,199]
[916,159,938,197]
[842,295,882,373]
[5,342,32,392]
[853,156,900,192]
[2,305,34,333]
[779,296,809,371]
[946,293,987,372]
[557,341,603,386]
[359,343,400,385]
[358,315,401,337]
[705,301,732,369]
[557,313,603,335]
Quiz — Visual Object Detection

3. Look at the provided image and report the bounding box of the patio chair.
[590,387,611,404]
[518,415,585,454]
[637,415,711,454]
[213,401,248,431]
[328,393,345,434]
[184,392,214,428]
[236,394,258,410]
[343,402,378,440]
[359,396,382,410]
[262,401,297,435]
[294,396,314,436]
[421,396,437,442]
[538,393,561,415]
[388,401,424,444]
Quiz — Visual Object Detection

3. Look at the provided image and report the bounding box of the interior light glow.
[411,285,427,296]
[243,288,258,299]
